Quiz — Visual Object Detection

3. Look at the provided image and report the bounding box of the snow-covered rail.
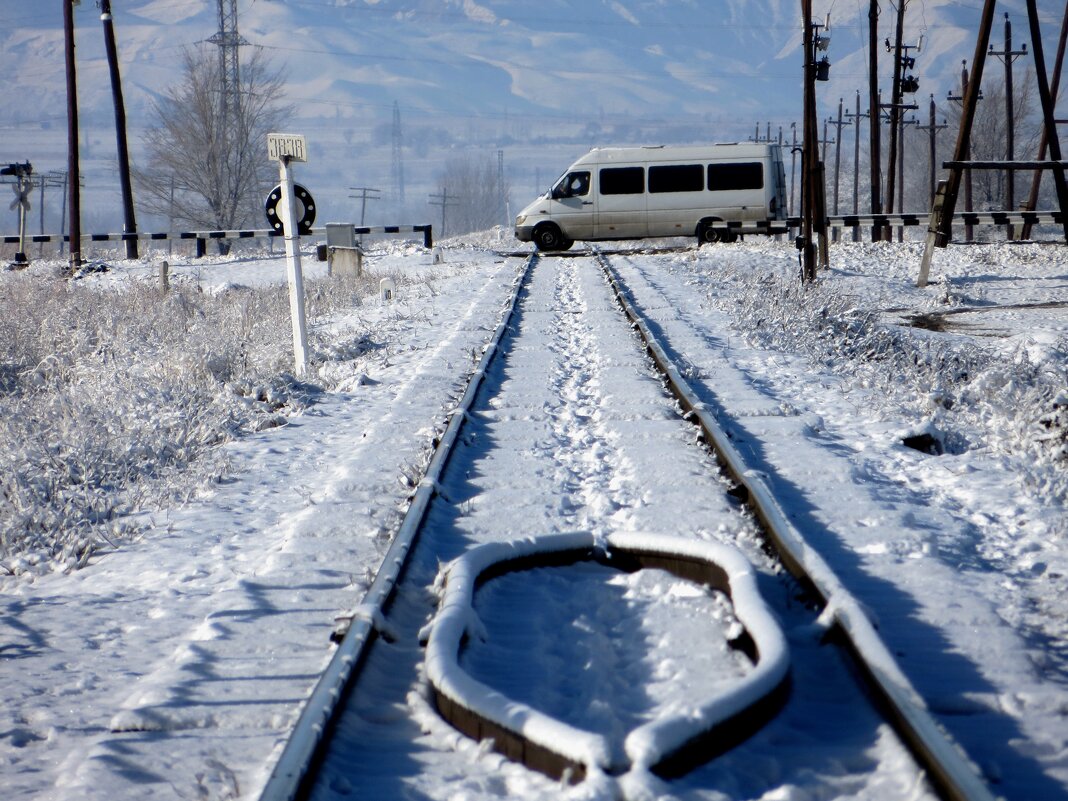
[257,253,535,801]
[259,248,999,801]
[597,251,998,801]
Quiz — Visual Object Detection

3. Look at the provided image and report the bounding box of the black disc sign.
[264,183,316,235]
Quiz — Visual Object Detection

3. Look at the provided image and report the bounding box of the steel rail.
[596,252,999,801]
[256,253,537,801]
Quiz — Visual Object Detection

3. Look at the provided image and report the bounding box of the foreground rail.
[597,251,996,801]
[257,255,535,801]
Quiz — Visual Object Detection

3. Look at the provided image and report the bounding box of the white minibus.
[514,143,788,250]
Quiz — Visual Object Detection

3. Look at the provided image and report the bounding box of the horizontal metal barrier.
[2,224,434,250]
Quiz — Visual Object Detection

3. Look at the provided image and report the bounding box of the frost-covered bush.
[704,258,1068,506]
[0,268,376,574]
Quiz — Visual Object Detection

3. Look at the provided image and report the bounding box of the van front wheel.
[697,220,718,244]
[533,224,572,251]
[697,220,738,244]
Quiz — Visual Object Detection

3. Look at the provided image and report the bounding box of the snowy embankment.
[0,240,523,800]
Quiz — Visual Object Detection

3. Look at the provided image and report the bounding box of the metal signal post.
[267,133,311,376]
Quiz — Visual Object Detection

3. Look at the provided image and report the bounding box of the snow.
[1,234,1066,800]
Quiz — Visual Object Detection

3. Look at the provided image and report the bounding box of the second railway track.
[261,250,997,801]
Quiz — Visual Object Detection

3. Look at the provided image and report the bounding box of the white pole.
[279,156,310,375]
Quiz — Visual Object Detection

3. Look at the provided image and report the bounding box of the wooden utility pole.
[884,0,907,242]
[428,188,458,238]
[896,115,920,240]
[828,98,851,241]
[1021,2,1068,240]
[63,0,81,271]
[100,0,138,259]
[868,0,883,242]
[1024,0,1068,242]
[917,0,997,287]
[915,94,949,204]
[845,91,869,242]
[989,12,1029,236]
[801,0,816,280]
[947,61,981,242]
[790,122,798,215]
[348,186,381,226]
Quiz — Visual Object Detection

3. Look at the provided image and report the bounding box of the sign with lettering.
[267,133,308,163]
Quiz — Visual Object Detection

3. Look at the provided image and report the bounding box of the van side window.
[599,167,645,195]
[553,171,590,198]
[708,162,764,191]
[649,164,703,193]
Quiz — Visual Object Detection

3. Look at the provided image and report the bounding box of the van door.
[547,171,595,240]
[594,166,647,239]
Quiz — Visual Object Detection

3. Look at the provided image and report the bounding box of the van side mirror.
[551,185,567,200]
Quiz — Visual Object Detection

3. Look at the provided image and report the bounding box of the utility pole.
[915,94,949,204]
[63,0,81,271]
[868,0,882,242]
[845,91,869,241]
[820,120,835,167]
[917,0,997,287]
[800,1,831,280]
[348,186,380,226]
[100,0,138,259]
[428,187,458,238]
[948,61,982,242]
[819,120,836,249]
[36,171,66,258]
[789,122,798,216]
[884,0,908,242]
[1024,0,1068,242]
[897,115,920,240]
[1021,2,1068,240]
[989,12,1028,236]
[827,98,851,241]
[498,149,507,228]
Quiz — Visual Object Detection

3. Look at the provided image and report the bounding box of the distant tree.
[434,153,510,236]
[135,45,291,235]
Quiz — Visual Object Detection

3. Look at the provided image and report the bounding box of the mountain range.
[0,0,1059,232]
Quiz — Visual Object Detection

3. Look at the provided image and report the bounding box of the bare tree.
[434,153,510,236]
[136,45,291,234]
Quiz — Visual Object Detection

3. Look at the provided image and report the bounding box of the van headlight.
[515,215,527,226]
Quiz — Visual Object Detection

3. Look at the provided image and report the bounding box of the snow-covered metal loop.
[423,532,790,784]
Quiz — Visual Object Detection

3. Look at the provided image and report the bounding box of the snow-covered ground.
[1,233,1066,800]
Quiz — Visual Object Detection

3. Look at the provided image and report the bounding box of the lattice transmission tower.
[207,0,247,136]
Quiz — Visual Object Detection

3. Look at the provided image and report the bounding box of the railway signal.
[266,132,311,376]
[2,161,33,268]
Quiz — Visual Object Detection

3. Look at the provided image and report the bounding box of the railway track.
[259,250,998,801]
